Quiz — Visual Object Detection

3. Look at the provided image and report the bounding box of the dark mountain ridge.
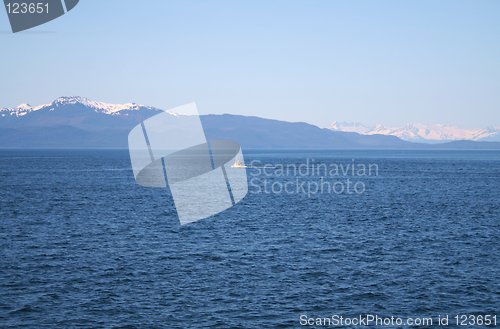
[1,97,499,150]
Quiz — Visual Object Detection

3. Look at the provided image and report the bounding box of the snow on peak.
[0,103,40,117]
[1,96,163,118]
[17,103,32,110]
[330,121,500,142]
[330,121,378,134]
[50,96,157,114]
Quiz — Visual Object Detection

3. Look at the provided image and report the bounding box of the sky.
[1,0,499,128]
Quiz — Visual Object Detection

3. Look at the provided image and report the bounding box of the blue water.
[0,150,499,328]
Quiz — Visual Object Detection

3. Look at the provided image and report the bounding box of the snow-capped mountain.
[1,96,499,149]
[0,96,412,148]
[0,96,160,118]
[0,103,43,117]
[330,121,500,142]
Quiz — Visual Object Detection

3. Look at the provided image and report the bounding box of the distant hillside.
[330,121,500,142]
[1,97,500,150]
[202,114,410,149]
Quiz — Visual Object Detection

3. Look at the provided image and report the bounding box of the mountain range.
[330,121,500,143]
[1,96,499,150]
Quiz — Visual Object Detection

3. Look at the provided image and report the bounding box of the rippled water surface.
[1,150,499,328]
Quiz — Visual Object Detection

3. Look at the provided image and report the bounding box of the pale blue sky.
[1,0,499,127]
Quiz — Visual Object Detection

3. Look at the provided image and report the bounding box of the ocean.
[0,149,499,328]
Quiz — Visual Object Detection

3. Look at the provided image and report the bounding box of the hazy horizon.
[2,95,499,131]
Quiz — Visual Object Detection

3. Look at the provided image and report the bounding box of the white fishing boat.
[231,159,247,168]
